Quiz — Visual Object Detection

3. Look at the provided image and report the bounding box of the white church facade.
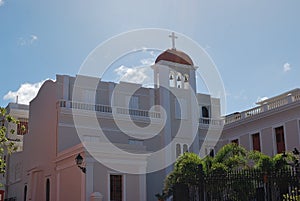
[4,43,224,201]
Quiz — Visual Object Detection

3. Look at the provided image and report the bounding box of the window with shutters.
[110,175,122,201]
[275,126,285,153]
[252,133,261,152]
[17,118,28,135]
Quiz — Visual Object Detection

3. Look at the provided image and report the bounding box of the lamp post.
[75,153,86,174]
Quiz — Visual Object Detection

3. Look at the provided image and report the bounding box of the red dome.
[155,49,193,65]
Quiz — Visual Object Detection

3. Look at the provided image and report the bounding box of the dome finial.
[169,32,178,50]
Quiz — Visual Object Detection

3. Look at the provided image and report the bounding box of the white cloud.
[140,58,155,66]
[0,0,4,6]
[114,65,151,84]
[30,35,38,43]
[283,62,291,72]
[3,79,52,104]
[18,34,38,46]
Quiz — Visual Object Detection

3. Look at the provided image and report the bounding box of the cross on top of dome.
[169,32,178,50]
[155,32,194,65]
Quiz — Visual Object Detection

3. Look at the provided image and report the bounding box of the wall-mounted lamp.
[75,153,86,173]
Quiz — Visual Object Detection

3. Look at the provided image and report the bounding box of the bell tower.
[151,32,199,147]
[152,32,197,92]
[148,32,200,201]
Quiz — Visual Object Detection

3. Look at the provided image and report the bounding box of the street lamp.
[75,153,86,174]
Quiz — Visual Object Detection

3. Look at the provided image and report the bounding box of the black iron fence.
[174,167,300,201]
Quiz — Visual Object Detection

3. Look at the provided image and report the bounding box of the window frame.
[108,173,125,201]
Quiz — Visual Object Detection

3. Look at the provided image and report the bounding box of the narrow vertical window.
[275,126,285,153]
[176,144,181,158]
[110,175,122,201]
[183,144,188,153]
[252,133,261,151]
[209,148,215,157]
[24,185,27,201]
[176,73,182,88]
[202,107,209,118]
[169,72,175,87]
[183,74,189,89]
[46,179,50,201]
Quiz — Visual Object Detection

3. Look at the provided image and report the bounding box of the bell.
[169,75,174,80]
[177,76,181,81]
[184,76,188,82]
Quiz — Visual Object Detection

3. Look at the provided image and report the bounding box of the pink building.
[222,88,300,156]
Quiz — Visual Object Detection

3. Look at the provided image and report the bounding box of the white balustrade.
[57,100,160,118]
[225,90,300,124]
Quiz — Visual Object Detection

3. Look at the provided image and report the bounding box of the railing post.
[287,94,293,103]
[241,112,246,119]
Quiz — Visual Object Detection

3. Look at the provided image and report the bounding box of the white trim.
[283,124,287,152]
[272,127,276,156]
[86,161,94,201]
[259,132,262,152]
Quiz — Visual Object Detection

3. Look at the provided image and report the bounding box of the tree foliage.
[163,152,201,198]
[0,107,18,183]
[161,143,297,199]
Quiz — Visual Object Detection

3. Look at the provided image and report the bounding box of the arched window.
[183,144,188,153]
[24,185,27,201]
[169,72,175,87]
[46,179,50,201]
[183,74,189,89]
[176,144,181,158]
[202,106,209,118]
[176,73,183,88]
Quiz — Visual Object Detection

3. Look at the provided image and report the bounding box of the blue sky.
[0,0,299,115]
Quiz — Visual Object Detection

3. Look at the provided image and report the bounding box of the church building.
[3,33,300,201]
[5,34,223,201]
